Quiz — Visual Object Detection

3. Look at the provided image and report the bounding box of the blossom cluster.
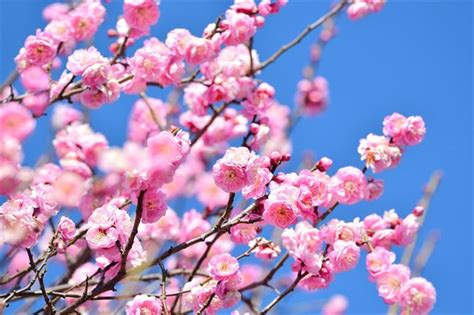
[0,0,439,314]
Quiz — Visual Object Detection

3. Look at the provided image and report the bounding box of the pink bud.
[270,151,282,165]
[413,206,424,217]
[316,156,333,171]
[249,123,260,134]
[281,153,291,162]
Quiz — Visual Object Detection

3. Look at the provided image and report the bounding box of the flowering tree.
[0,0,438,314]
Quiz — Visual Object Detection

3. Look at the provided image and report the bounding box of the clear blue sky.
[1,0,472,314]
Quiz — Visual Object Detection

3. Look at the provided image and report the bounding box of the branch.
[259,271,309,314]
[190,101,232,146]
[252,0,347,74]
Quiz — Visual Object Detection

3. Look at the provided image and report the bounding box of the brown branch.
[190,101,232,146]
[251,0,347,74]
[239,252,289,292]
[25,249,55,314]
[259,271,309,314]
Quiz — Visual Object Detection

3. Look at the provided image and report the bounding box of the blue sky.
[1,0,472,314]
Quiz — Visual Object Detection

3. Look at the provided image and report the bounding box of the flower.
[296,77,329,116]
[358,134,401,173]
[322,294,348,315]
[375,264,411,304]
[212,147,251,193]
[66,47,107,76]
[58,216,76,242]
[126,294,162,315]
[0,103,36,141]
[249,237,281,260]
[141,189,167,224]
[399,277,436,315]
[208,253,240,281]
[393,214,419,246]
[331,166,367,205]
[328,240,360,272]
[23,31,57,66]
[222,10,256,46]
[20,66,50,92]
[124,0,160,32]
[401,116,426,146]
[262,199,297,228]
[366,247,396,281]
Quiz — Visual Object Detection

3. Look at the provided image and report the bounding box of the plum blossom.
[331,166,367,205]
[375,264,411,304]
[296,77,329,115]
[328,240,360,272]
[208,253,240,281]
[366,247,396,281]
[126,294,162,315]
[0,103,36,141]
[399,277,436,315]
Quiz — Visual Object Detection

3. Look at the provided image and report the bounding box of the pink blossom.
[331,166,367,205]
[166,28,192,57]
[242,155,272,199]
[126,294,162,315]
[58,216,76,242]
[0,102,36,141]
[124,0,160,32]
[347,1,371,20]
[128,97,167,143]
[249,237,281,260]
[20,66,50,92]
[66,47,107,76]
[51,104,84,130]
[45,18,73,42]
[375,264,411,304]
[347,0,385,20]
[358,134,402,173]
[296,169,332,207]
[242,82,275,116]
[366,247,396,281]
[23,92,50,117]
[366,178,384,200]
[399,277,436,315]
[0,135,23,164]
[196,173,228,209]
[184,83,209,116]
[42,3,69,21]
[185,36,216,65]
[138,208,180,243]
[262,199,297,228]
[328,240,360,272]
[0,197,41,247]
[50,71,74,100]
[141,189,167,223]
[53,171,88,207]
[322,294,348,315]
[69,1,106,41]
[86,226,119,250]
[393,214,419,246]
[53,122,108,166]
[82,63,110,88]
[22,31,57,67]
[401,116,426,146]
[213,147,251,193]
[129,38,184,86]
[221,10,256,46]
[296,77,329,115]
[383,112,406,141]
[299,261,334,290]
[208,253,240,281]
[230,221,259,244]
